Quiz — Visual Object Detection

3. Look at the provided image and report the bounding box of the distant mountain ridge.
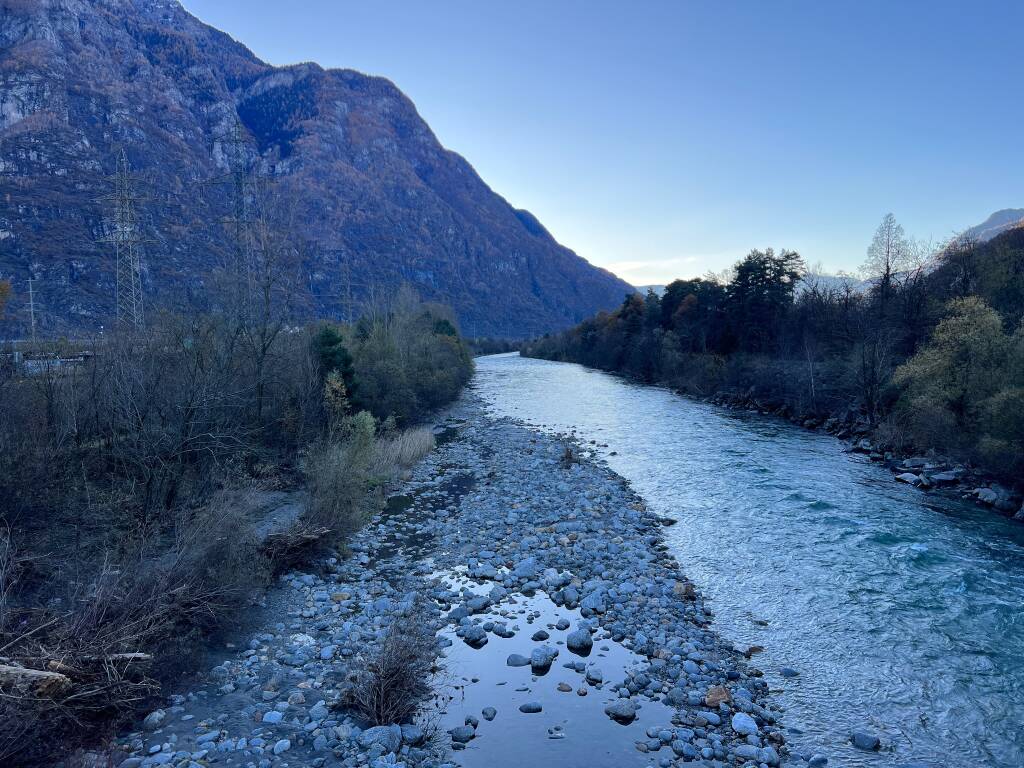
[963,209,1024,243]
[0,0,632,337]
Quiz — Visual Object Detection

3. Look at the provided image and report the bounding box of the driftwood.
[0,651,154,704]
[0,664,73,698]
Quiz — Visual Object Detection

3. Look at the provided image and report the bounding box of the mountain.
[0,0,632,338]
[963,209,1024,243]
[635,284,666,297]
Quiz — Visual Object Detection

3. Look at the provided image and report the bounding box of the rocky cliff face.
[0,0,631,337]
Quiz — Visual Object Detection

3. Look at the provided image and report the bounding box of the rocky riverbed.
[111,394,791,768]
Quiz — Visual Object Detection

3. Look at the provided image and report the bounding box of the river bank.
[104,393,790,768]
[706,390,1024,522]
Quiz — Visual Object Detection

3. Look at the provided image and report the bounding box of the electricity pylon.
[99,149,146,329]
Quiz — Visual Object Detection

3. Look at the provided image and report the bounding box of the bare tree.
[240,176,302,425]
[862,212,912,316]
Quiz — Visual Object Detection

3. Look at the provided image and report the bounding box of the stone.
[566,628,593,656]
[261,710,284,724]
[519,701,542,714]
[513,557,539,579]
[462,625,488,648]
[530,645,558,672]
[851,731,881,751]
[731,712,758,736]
[358,724,402,754]
[272,739,291,755]
[895,473,920,484]
[450,725,475,743]
[482,707,497,721]
[704,684,731,707]
[734,744,759,761]
[604,699,637,723]
[401,724,425,746]
[142,709,166,731]
[506,653,530,667]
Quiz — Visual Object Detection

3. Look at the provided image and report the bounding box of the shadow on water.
[474,353,1024,768]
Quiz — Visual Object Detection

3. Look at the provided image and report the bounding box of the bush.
[346,287,474,424]
[303,412,379,540]
[346,602,438,726]
[892,298,1024,473]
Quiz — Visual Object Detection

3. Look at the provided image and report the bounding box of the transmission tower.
[27,278,38,346]
[99,149,146,329]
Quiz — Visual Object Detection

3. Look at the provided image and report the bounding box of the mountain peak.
[963,209,1024,242]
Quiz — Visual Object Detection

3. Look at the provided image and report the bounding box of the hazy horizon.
[181,0,1024,285]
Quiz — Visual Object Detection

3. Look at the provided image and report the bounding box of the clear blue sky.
[182,0,1023,285]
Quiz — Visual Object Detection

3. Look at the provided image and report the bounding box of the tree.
[0,280,10,319]
[862,213,911,315]
[893,297,1011,449]
[240,175,302,425]
[727,248,804,353]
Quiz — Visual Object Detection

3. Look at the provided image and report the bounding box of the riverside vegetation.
[524,215,1024,508]
[0,287,473,766]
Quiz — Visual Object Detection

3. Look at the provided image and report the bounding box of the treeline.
[467,336,521,356]
[524,215,1024,479]
[0,283,472,764]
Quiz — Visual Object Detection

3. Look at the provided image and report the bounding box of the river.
[473,353,1024,768]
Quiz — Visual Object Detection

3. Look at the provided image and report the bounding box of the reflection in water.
[474,353,1024,768]
[433,569,671,768]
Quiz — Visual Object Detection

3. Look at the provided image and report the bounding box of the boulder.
[731,711,758,736]
[604,699,637,723]
[704,684,731,707]
[850,731,881,751]
[566,628,593,656]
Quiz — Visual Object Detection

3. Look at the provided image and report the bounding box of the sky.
[182,0,1024,286]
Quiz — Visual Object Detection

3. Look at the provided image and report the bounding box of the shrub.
[346,602,438,725]
[303,412,380,540]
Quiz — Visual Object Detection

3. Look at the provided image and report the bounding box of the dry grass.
[303,419,435,546]
[0,491,274,765]
[374,427,435,472]
[346,601,439,726]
